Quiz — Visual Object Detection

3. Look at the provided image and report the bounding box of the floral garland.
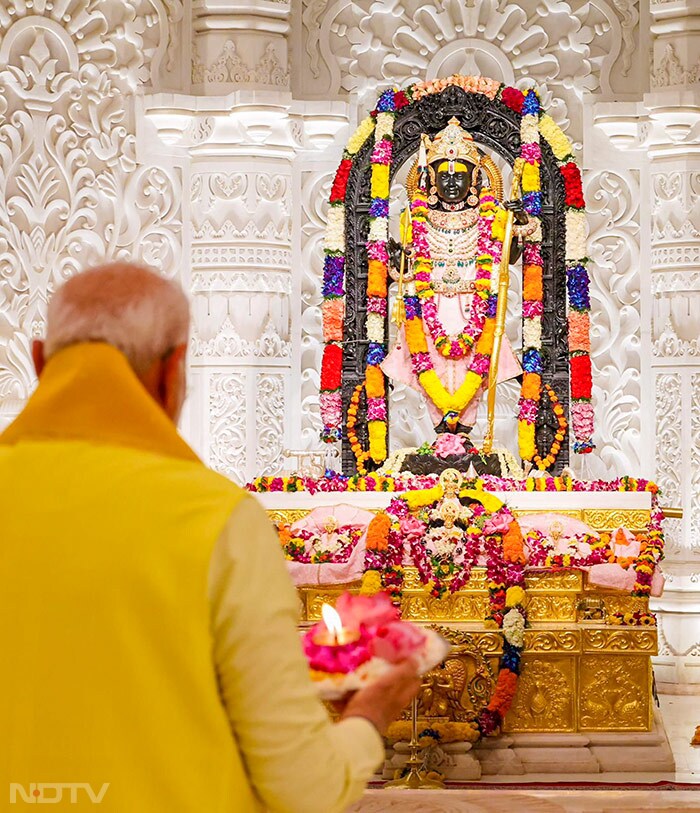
[320,114,377,442]
[278,524,364,564]
[609,610,657,626]
[417,216,489,360]
[247,472,661,499]
[364,89,398,463]
[366,484,527,737]
[525,529,610,568]
[319,75,594,463]
[403,188,503,428]
[347,382,371,474]
[532,384,569,470]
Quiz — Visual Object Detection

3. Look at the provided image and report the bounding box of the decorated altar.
[247,75,673,779]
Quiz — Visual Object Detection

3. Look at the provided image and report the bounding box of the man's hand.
[340,659,421,735]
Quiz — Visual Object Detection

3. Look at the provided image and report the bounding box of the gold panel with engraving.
[419,630,501,720]
[600,594,650,615]
[524,629,581,653]
[579,655,651,730]
[583,509,651,532]
[527,594,578,622]
[267,509,312,525]
[583,628,657,654]
[504,656,576,732]
[430,627,503,654]
[402,593,490,622]
[526,570,583,592]
[514,509,583,521]
[304,589,351,620]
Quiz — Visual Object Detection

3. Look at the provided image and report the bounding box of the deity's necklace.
[402,188,504,427]
[407,207,490,359]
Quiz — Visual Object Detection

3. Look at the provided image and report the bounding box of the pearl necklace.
[426,218,479,295]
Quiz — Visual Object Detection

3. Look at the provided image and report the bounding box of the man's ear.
[161,343,187,421]
[32,340,46,377]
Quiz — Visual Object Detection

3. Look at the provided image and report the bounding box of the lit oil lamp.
[312,603,361,647]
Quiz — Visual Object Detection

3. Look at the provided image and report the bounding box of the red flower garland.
[561,162,585,208]
[320,344,342,391]
[570,355,592,400]
[330,159,353,203]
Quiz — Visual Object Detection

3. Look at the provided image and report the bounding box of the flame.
[321,603,343,638]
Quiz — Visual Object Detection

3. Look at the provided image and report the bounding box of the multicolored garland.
[364,485,527,736]
[320,114,377,441]
[319,75,594,463]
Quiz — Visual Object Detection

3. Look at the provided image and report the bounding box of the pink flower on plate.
[335,592,399,632]
[399,514,425,541]
[484,512,511,534]
[370,621,426,664]
[434,433,467,459]
[303,626,373,674]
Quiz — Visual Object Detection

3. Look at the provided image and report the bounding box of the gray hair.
[45,262,190,374]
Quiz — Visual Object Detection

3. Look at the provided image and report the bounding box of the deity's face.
[434,160,474,204]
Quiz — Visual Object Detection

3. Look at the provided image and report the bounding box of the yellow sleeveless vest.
[0,345,257,811]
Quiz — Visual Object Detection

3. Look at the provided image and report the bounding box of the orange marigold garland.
[531,383,568,470]
[347,382,371,475]
[366,512,391,552]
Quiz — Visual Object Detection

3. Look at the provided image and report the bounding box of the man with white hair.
[0,262,419,811]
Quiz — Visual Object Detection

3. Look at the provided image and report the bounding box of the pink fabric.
[588,563,635,592]
[284,504,375,587]
[586,564,665,597]
[518,513,596,538]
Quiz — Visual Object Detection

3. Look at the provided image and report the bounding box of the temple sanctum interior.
[1,0,700,810]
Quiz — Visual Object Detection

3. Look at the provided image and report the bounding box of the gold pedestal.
[297,567,656,735]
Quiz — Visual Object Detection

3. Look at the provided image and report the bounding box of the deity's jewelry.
[428,185,438,206]
[425,118,482,167]
[425,213,480,298]
[467,187,479,207]
[512,216,539,239]
[428,208,479,229]
[442,200,467,211]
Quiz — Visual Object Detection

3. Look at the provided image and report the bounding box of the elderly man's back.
[0,264,419,812]
[1,417,253,809]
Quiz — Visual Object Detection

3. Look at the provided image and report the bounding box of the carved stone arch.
[342,85,569,474]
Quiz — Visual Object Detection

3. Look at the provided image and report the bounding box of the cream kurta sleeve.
[208,495,384,813]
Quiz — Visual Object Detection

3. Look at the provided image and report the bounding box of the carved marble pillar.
[145,1,351,481]
[645,0,700,689]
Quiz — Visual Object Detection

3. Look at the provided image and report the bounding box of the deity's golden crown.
[424,117,482,167]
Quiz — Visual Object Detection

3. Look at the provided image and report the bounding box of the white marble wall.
[0,0,698,687]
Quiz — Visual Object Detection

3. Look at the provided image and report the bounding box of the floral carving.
[256,373,286,474]
[0,3,181,429]
[209,373,247,482]
[654,374,682,508]
[583,169,642,477]
[204,40,289,87]
[651,43,700,88]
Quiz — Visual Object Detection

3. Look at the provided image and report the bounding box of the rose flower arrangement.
[303,592,449,699]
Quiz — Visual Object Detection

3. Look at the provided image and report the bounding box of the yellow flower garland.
[347,116,376,155]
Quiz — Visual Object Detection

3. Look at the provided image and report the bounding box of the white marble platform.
[348,788,700,812]
[347,695,700,809]
[382,708,675,781]
[257,490,652,511]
